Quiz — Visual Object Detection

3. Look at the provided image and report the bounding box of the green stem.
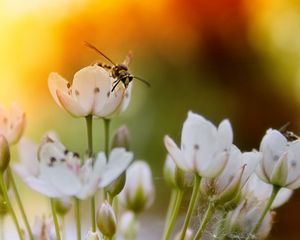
[162,189,184,240]
[0,172,23,239]
[246,185,281,240]
[193,201,216,240]
[163,189,177,231]
[86,115,96,232]
[8,167,34,240]
[103,118,111,158]
[50,198,61,240]
[213,210,228,240]
[59,215,66,240]
[75,198,81,240]
[178,175,201,240]
[86,115,94,158]
[0,216,4,240]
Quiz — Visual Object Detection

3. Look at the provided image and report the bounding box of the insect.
[279,122,299,141]
[85,42,150,92]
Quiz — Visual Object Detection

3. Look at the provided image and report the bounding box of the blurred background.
[1,0,300,239]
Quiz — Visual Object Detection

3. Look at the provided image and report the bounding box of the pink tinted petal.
[48,73,69,108]
[8,112,26,145]
[56,89,89,117]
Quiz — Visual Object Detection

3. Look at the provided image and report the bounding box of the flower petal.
[48,72,69,108]
[260,129,287,180]
[25,176,63,198]
[99,148,133,187]
[217,119,233,151]
[164,135,190,172]
[72,66,111,113]
[41,165,82,197]
[270,152,288,186]
[56,89,89,117]
[17,138,39,176]
[94,87,125,117]
[285,139,300,188]
[197,150,229,178]
[240,151,262,186]
[181,112,219,174]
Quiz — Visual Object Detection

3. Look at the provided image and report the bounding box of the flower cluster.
[163,112,300,240]
[0,56,299,240]
[0,64,154,240]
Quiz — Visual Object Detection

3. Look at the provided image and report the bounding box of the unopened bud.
[120,161,154,213]
[97,201,117,237]
[105,172,126,197]
[111,125,130,150]
[0,136,10,173]
[163,155,185,190]
[54,198,72,216]
[120,211,138,239]
[85,231,100,240]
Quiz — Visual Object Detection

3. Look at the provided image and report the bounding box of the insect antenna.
[84,42,116,65]
[111,80,121,92]
[279,122,290,132]
[133,76,151,87]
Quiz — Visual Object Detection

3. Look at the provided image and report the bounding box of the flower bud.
[105,172,126,197]
[85,231,100,240]
[54,198,72,216]
[96,201,117,237]
[111,125,130,150]
[120,161,155,213]
[0,136,10,173]
[120,211,138,240]
[163,155,185,190]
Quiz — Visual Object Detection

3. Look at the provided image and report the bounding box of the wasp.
[279,122,299,141]
[85,42,150,92]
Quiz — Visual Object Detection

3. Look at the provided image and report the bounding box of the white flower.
[226,199,274,240]
[200,146,261,204]
[256,129,300,189]
[244,174,292,209]
[14,134,133,199]
[48,65,126,118]
[120,161,154,213]
[31,216,57,240]
[0,103,25,145]
[164,112,233,178]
